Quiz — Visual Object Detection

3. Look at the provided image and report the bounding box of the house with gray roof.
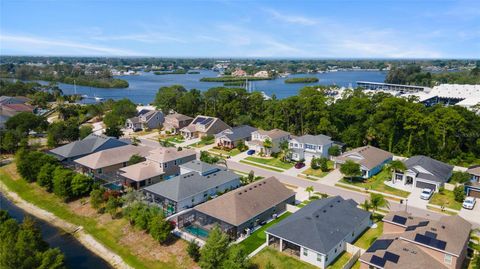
[179,160,224,176]
[334,146,393,179]
[246,129,290,156]
[288,134,334,161]
[214,125,257,149]
[49,133,129,163]
[143,167,241,216]
[466,165,480,198]
[392,155,453,192]
[266,196,371,268]
[126,110,164,131]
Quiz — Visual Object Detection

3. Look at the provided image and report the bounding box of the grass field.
[327,251,352,269]
[339,169,410,198]
[353,216,384,249]
[251,247,318,269]
[209,147,241,156]
[0,163,195,269]
[244,156,294,170]
[239,160,284,172]
[429,190,463,211]
[239,212,292,254]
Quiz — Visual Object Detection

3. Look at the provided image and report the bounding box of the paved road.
[226,160,480,228]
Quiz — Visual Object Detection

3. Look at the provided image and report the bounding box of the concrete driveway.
[459,198,480,225]
[405,187,430,210]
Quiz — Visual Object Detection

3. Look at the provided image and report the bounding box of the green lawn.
[244,156,294,170]
[189,138,214,148]
[240,160,284,172]
[353,216,384,249]
[327,251,352,269]
[303,168,330,178]
[209,147,242,156]
[429,190,463,211]
[0,164,192,269]
[162,135,184,144]
[251,247,318,269]
[239,212,292,254]
[339,169,410,198]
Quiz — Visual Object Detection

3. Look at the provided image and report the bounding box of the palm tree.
[158,139,174,147]
[306,186,314,199]
[387,160,407,183]
[369,193,390,216]
[361,200,372,212]
[279,140,291,162]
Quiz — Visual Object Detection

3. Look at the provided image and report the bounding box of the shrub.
[37,163,58,192]
[90,188,105,211]
[453,185,465,202]
[149,214,173,244]
[187,240,201,262]
[52,167,74,200]
[71,173,94,197]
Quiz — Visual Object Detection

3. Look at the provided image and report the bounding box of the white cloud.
[265,8,318,26]
[0,33,144,56]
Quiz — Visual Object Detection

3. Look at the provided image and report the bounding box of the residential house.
[0,96,35,129]
[214,125,257,149]
[231,69,247,77]
[126,110,164,131]
[334,146,393,179]
[0,96,30,105]
[466,165,480,198]
[246,129,290,156]
[392,155,453,192]
[266,196,371,268]
[118,147,196,189]
[359,212,471,269]
[254,70,269,78]
[288,134,333,162]
[49,134,129,163]
[143,164,241,216]
[175,176,295,239]
[163,113,193,134]
[180,115,230,140]
[73,145,152,179]
[179,160,226,176]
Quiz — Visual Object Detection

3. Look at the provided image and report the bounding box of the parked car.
[295,162,305,169]
[247,149,255,155]
[420,188,434,200]
[462,197,476,210]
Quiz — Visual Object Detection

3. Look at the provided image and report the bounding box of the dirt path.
[0,181,133,269]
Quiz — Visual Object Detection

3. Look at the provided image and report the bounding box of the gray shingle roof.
[49,134,128,160]
[291,134,332,145]
[179,160,222,175]
[143,170,240,202]
[215,125,257,141]
[267,196,371,254]
[404,155,453,183]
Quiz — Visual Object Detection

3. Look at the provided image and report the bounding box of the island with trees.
[284,77,319,83]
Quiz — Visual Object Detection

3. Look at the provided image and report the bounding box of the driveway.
[405,187,430,210]
[459,199,480,225]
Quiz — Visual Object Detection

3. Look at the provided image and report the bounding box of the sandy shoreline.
[0,181,133,269]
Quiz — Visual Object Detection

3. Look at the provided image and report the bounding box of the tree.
[52,167,74,200]
[453,185,465,202]
[200,151,219,164]
[71,173,94,197]
[90,189,105,211]
[311,157,320,170]
[149,214,173,244]
[38,248,66,269]
[199,226,230,269]
[127,154,144,165]
[236,140,247,151]
[319,157,329,172]
[37,163,58,192]
[158,139,174,147]
[0,130,22,152]
[450,171,471,184]
[279,140,291,162]
[79,125,93,139]
[339,160,362,181]
[105,196,121,218]
[47,120,80,147]
[361,200,372,212]
[386,160,406,174]
[154,85,187,112]
[104,126,123,138]
[306,186,314,198]
[369,193,389,215]
[16,150,58,182]
[187,240,201,262]
[328,145,341,157]
[5,112,47,134]
[222,244,250,269]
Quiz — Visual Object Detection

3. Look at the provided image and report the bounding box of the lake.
[0,192,111,269]
[41,70,387,104]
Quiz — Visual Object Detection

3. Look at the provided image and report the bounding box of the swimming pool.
[104,182,123,191]
[184,225,210,238]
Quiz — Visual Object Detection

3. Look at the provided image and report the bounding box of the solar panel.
[370,255,386,267]
[431,239,447,250]
[384,252,400,264]
[200,117,213,125]
[367,239,394,252]
[425,231,437,239]
[418,221,429,227]
[405,226,416,231]
[392,215,407,225]
[192,117,206,124]
[414,234,447,250]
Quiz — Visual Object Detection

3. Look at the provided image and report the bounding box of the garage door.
[415,181,436,191]
[468,189,480,198]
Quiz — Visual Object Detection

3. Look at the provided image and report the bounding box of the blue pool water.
[185,225,210,238]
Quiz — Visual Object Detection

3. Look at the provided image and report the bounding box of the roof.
[0,96,30,105]
[181,115,230,134]
[142,110,162,122]
[179,160,222,175]
[267,196,371,254]
[119,160,164,181]
[467,165,480,177]
[335,146,393,170]
[256,129,290,140]
[74,145,152,169]
[49,134,129,160]
[360,235,448,269]
[127,116,141,124]
[1,103,34,112]
[194,177,295,226]
[404,155,453,183]
[290,134,332,145]
[146,147,196,163]
[165,113,193,122]
[143,170,240,202]
[215,125,257,141]
[384,211,471,256]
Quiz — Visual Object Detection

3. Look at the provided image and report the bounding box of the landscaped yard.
[251,247,318,269]
[339,169,410,198]
[244,156,294,170]
[239,212,292,254]
[161,135,184,144]
[189,138,215,148]
[327,251,352,269]
[429,190,463,211]
[209,147,242,156]
[353,215,384,249]
[303,168,330,178]
[239,160,284,172]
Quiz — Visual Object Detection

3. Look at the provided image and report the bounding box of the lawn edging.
[335,182,405,202]
[239,160,285,172]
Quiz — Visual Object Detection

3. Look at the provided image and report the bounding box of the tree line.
[385,65,480,86]
[154,85,480,165]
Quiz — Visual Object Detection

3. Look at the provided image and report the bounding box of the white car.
[420,188,434,200]
[463,197,476,210]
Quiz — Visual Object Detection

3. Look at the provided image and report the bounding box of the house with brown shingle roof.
[175,176,295,239]
[180,115,230,140]
[359,211,471,269]
[466,165,480,198]
[163,113,193,134]
[246,129,290,156]
[334,146,393,178]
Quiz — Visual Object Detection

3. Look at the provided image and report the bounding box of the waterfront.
[44,70,386,104]
[0,192,111,269]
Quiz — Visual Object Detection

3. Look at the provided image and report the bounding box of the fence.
[286,204,300,213]
[343,243,364,269]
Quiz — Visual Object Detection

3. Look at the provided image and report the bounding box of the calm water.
[38,70,386,104]
[0,193,111,269]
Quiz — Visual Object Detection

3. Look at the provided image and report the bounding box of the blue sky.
[1,0,479,58]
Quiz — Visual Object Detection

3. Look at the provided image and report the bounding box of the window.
[122,162,127,167]
[444,254,452,265]
[303,248,308,256]
[352,232,355,237]
[317,254,322,262]
[334,248,337,253]
[97,168,103,174]
[305,144,316,150]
